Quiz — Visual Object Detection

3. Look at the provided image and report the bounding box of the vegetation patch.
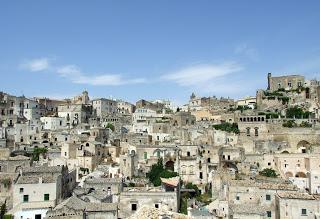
[213,122,239,134]
[146,158,178,186]
[259,168,278,178]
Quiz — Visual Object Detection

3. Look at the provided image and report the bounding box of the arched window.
[246,127,250,136]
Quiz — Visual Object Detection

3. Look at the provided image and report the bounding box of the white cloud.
[234,43,259,61]
[57,65,146,86]
[161,62,243,86]
[21,58,50,72]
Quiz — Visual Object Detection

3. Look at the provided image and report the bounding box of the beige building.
[275,191,320,219]
[267,73,305,92]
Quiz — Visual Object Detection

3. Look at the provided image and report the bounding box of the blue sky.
[0,1,320,104]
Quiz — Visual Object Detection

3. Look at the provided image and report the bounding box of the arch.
[281,150,289,154]
[222,162,238,173]
[285,172,293,178]
[295,172,307,178]
[297,140,311,153]
[297,140,311,148]
[153,149,162,158]
[165,160,174,171]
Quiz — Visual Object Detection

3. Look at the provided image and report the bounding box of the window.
[298,81,302,87]
[199,172,203,179]
[301,208,307,216]
[236,195,240,200]
[246,127,250,136]
[144,152,147,160]
[155,204,159,208]
[266,194,271,201]
[131,203,137,211]
[288,82,292,87]
[23,195,29,202]
[44,194,49,201]
[19,188,24,193]
[187,151,191,157]
[254,127,259,137]
[267,211,271,217]
[157,151,160,158]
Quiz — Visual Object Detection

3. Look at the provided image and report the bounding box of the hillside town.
[0,72,320,219]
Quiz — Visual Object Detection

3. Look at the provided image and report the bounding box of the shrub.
[32,147,48,161]
[106,123,115,131]
[213,122,239,134]
[146,158,178,186]
[259,168,277,178]
[300,121,312,128]
[286,106,310,119]
[283,120,297,128]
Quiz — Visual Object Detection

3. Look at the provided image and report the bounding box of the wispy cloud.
[21,58,50,72]
[234,43,259,62]
[57,65,146,86]
[22,58,146,86]
[161,62,243,86]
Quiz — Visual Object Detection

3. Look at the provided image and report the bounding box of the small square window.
[23,195,29,202]
[266,194,271,201]
[301,208,307,215]
[132,203,137,211]
[20,188,24,193]
[267,211,271,217]
[155,204,159,208]
[44,194,49,201]
[236,196,240,200]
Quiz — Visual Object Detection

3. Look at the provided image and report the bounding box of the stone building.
[267,73,305,92]
[92,98,117,117]
[118,177,180,218]
[10,166,76,219]
[117,100,135,115]
[58,104,92,126]
[275,191,320,219]
[44,195,118,219]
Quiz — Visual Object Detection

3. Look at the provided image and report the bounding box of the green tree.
[0,202,6,219]
[213,122,239,134]
[106,123,115,132]
[259,168,277,178]
[185,182,200,197]
[32,147,48,161]
[146,158,178,186]
[282,120,297,128]
[286,106,310,119]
